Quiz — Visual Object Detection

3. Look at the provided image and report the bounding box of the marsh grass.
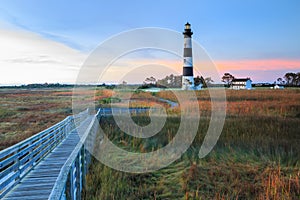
[0,88,73,149]
[85,114,300,199]
[84,89,300,199]
[1,87,299,199]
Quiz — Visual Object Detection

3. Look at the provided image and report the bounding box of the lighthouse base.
[182,76,195,90]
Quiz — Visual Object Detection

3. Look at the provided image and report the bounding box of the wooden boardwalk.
[2,116,94,200]
[0,107,153,199]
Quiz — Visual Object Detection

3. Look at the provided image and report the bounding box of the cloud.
[6,55,61,64]
[216,59,300,71]
[1,27,298,85]
[0,29,87,85]
[215,59,300,82]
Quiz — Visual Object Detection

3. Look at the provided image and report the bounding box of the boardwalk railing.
[0,109,89,199]
[0,107,154,199]
[49,109,100,200]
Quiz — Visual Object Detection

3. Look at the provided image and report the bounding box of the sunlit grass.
[84,88,300,199]
[0,88,73,149]
[0,87,299,199]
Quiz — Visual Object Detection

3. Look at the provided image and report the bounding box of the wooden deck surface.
[3,116,94,200]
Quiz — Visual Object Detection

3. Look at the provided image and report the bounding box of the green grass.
[0,87,299,199]
[84,89,300,200]
[0,107,16,119]
[99,97,121,104]
[83,114,300,200]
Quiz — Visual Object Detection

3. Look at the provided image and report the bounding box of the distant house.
[231,78,252,90]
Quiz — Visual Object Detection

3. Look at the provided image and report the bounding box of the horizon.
[0,1,300,85]
[0,78,293,87]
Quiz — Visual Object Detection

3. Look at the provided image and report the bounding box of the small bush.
[0,108,16,119]
[99,97,121,104]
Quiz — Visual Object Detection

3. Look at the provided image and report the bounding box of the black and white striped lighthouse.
[182,22,194,90]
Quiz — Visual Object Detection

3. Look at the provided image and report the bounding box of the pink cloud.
[215,59,300,71]
[112,58,300,83]
[214,59,300,82]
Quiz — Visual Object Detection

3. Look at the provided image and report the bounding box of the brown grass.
[1,87,299,199]
[84,88,300,200]
[0,88,73,150]
[157,89,300,118]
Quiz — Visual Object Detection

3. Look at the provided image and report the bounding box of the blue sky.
[0,0,300,84]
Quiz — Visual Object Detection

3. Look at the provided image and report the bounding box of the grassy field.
[0,87,123,150]
[84,89,300,200]
[0,88,74,149]
[0,87,299,199]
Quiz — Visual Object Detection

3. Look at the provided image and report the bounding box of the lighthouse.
[182,22,194,90]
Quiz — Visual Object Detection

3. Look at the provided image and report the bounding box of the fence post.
[14,157,19,184]
[29,141,34,168]
[81,147,86,187]
[69,163,75,200]
[75,154,81,200]
[61,186,67,200]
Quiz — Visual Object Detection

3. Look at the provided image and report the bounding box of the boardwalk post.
[79,149,83,194]
[75,154,81,200]
[15,153,20,184]
[29,140,34,168]
[81,147,86,187]
[61,186,67,200]
[69,162,75,200]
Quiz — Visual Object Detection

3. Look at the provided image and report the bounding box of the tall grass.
[1,87,299,199]
[84,115,300,199]
[84,89,300,199]
[0,88,73,149]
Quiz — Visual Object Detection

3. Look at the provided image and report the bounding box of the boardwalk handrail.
[49,109,100,200]
[0,109,89,199]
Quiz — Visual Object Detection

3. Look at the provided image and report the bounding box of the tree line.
[221,72,300,87]
[142,74,214,88]
[276,72,300,86]
[142,71,300,89]
[3,72,298,89]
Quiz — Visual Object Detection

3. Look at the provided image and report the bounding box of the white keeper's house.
[231,78,252,90]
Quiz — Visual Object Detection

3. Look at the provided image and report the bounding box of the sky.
[0,0,300,85]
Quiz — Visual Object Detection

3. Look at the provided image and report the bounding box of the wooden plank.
[3,194,50,200]
[4,189,52,197]
[16,182,54,187]
[10,185,54,192]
